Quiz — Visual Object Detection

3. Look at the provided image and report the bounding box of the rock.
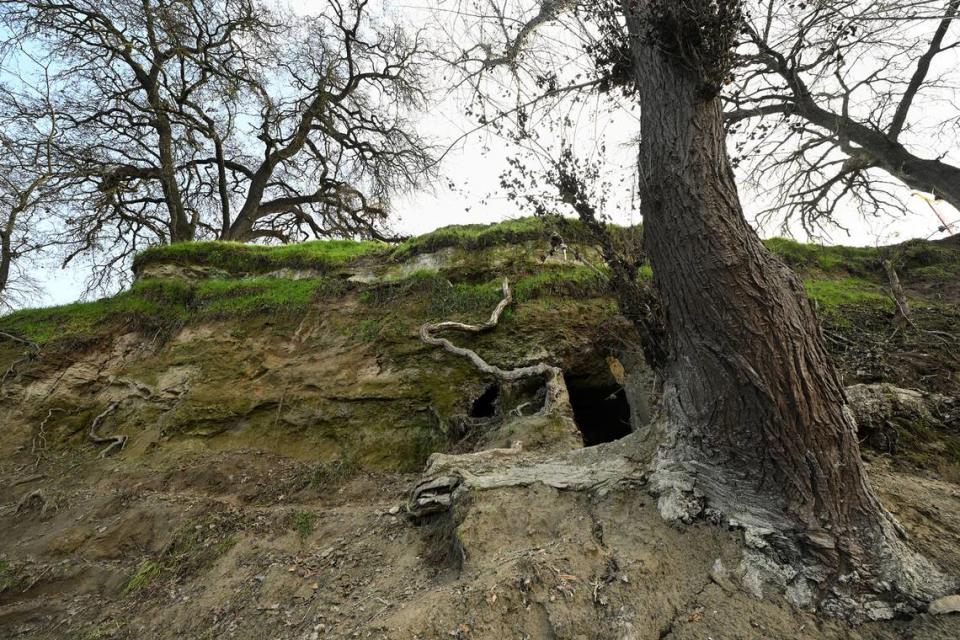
[928,594,960,615]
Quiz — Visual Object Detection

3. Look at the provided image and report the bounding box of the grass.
[390,217,552,261]
[133,239,385,275]
[803,277,891,308]
[513,266,608,302]
[0,277,339,345]
[289,510,318,539]
[192,278,329,317]
[121,560,162,597]
[388,216,619,261]
[360,266,610,323]
[310,455,360,490]
[4,218,955,348]
[764,237,881,275]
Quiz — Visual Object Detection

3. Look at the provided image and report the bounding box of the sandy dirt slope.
[2,438,960,639]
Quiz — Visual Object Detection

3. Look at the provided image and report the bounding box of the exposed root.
[0,331,40,386]
[15,488,48,515]
[419,277,571,416]
[87,402,127,458]
[408,436,646,519]
[11,474,46,487]
[646,410,957,623]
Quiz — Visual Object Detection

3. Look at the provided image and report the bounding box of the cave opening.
[470,383,500,418]
[566,376,633,446]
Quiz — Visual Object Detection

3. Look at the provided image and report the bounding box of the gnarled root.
[407,436,646,519]
[646,410,957,623]
[419,277,571,416]
[88,402,127,458]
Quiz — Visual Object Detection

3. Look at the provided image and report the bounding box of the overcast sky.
[21,0,960,310]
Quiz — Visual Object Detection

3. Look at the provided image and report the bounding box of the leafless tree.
[728,0,960,235]
[0,70,64,309]
[210,0,435,243]
[435,0,953,619]
[0,0,433,293]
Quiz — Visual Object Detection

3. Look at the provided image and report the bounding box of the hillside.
[1,218,959,639]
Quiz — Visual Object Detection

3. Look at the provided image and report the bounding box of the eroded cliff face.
[1,221,959,638]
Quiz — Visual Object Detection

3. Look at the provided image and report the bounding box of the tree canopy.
[0,0,434,295]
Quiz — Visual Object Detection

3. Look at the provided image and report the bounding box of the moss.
[891,416,960,479]
[121,560,162,597]
[133,239,384,275]
[339,317,383,343]
[0,560,16,593]
[165,392,255,436]
[803,278,891,308]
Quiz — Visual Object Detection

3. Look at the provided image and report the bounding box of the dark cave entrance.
[470,383,500,418]
[566,376,633,446]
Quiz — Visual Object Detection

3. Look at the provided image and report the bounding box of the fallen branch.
[419,278,571,415]
[87,402,127,458]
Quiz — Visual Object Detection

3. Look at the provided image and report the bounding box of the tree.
[437,0,952,618]
[210,0,434,243]
[727,0,960,234]
[0,73,63,309]
[0,0,433,292]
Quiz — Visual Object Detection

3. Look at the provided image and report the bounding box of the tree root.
[87,402,127,458]
[407,436,646,519]
[419,277,571,416]
[0,331,40,386]
[16,488,48,515]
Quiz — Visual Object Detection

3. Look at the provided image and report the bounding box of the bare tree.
[0,72,63,309]
[727,0,960,234]
[0,0,433,293]
[210,0,434,243]
[437,0,953,619]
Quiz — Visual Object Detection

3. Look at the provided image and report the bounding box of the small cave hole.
[470,383,500,418]
[566,376,633,446]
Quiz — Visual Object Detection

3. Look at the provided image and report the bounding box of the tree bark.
[0,220,12,301]
[622,0,951,616]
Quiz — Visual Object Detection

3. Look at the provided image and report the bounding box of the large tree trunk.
[155,112,194,243]
[622,1,951,618]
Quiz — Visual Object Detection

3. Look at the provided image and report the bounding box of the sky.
[18,0,960,310]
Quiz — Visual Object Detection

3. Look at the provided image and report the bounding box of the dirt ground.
[2,436,960,640]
